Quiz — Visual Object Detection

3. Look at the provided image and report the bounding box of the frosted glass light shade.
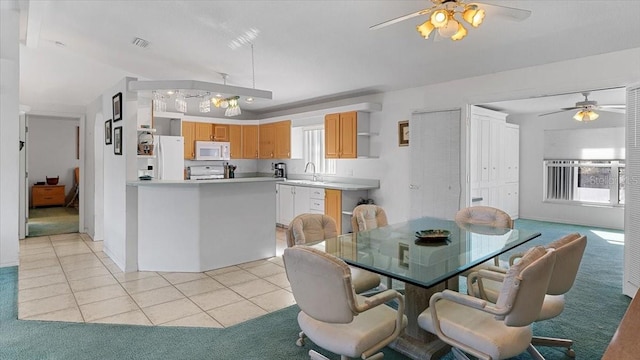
[463,5,485,27]
[574,110,600,121]
[417,20,435,39]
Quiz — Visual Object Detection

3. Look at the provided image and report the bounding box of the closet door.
[409,109,461,220]
[624,84,640,298]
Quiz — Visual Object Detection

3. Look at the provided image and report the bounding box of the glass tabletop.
[311,217,541,289]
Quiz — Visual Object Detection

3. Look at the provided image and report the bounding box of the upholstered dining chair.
[286,213,381,294]
[350,205,395,290]
[283,245,407,360]
[418,245,557,360]
[467,233,587,358]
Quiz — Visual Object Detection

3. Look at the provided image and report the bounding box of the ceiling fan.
[369,0,531,41]
[539,92,626,121]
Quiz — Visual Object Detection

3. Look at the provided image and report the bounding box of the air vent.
[132,37,150,48]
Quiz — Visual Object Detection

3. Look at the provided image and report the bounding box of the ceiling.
[16,0,640,118]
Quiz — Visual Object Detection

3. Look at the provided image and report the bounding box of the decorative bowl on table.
[46,176,59,185]
[415,229,450,245]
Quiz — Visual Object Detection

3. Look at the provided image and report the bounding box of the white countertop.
[128,177,280,186]
[277,179,379,191]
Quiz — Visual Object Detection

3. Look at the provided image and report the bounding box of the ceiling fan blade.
[369,6,435,30]
[539,109,573,117]
[474,2,531,21]
[560,106,580,111]
[598,108,626,114]
[598,104,626,109]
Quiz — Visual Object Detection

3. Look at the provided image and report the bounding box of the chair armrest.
[467,269,506,301]
[509,252,525,266]
[360,289,402,311]
[484,265,508,274]
[439,289,488,310]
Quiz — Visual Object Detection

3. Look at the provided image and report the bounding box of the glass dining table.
[308,216,541,360]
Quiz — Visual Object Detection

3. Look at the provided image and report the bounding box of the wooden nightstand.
[32,185,66,208]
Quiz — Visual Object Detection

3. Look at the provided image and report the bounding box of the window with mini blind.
[544,160,625,206]
[303,126,336,175]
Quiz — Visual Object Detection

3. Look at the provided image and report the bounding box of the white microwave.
[195,141,231,161]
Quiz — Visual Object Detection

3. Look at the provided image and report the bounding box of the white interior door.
[19,114,28,238]
[409,109,462,220]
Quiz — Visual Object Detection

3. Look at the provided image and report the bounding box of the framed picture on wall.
[114,126,122,155]
[113,92,122,121]
[398,120,409,147]
[105,119,112,145]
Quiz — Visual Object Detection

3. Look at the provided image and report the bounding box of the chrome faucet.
[304,162,317,181]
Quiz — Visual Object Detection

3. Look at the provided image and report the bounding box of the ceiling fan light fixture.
[462,4,485,27]
[451,22,468,40]
[431,9,449,28]
[417,20,436,39]
[574,109,599,121]
[438,16,460,38]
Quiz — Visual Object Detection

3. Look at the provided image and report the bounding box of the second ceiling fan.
[539,92,626,122]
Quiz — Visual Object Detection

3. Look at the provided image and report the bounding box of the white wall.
[0,2,20,267]
[27,116,79,193]
[83,96,103,239]
[510,111,625,229]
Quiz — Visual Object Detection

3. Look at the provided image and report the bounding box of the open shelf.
[137,128,156,133]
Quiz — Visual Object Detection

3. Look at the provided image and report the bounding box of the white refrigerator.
[155,136,184,180]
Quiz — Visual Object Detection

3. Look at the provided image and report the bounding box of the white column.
[0,1,20,267]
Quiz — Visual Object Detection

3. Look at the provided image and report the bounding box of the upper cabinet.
[325,111,373,159]
[242,125,259,159]
[182,121,196,159]
[229,125,242,159]
[195,122,213,141]
[212,124,229,141]
[259,120,291,159]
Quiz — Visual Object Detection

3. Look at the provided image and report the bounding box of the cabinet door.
[488,119,502,183]
[242,125,259,159]
[504,125,519,183]
[195,122,213,141]
[325,113,340,158]
[325,189,342,234]
[259,123,276,158]
[228,125,242,159]
[339,111,357,159]
[274,120,291,159]
[213,124,229,141]
[182,121,196,159]
[293,186,310,216]
[478,117,491,183]
[278,184,295,226]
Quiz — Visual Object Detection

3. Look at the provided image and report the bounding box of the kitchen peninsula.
[128,177,279,272]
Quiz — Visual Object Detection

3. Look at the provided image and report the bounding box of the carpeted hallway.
[0,220,631,359]
[28,206,79,237]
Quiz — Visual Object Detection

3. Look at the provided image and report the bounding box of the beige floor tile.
[19,252,58,264]
[19,273,67,290]
[174,277,225,297]
[19,265,63,280]
[68,274,118,292]
[22,236,51,245]
[80,295,140,322]
[90,310,152,326]
[18,293,77,319]
[204,265,242,277]
[121,276,170,294]
[84,241,104,252]
[207,300,267,327]
[23,306,84,323]
[262,272,290,288]
[65,265,111,281]
[189,288,244,311]
[74,283,128,305]
[130,286,185,308]
[142,298,201,325]
[237,259,271,269]
[159,272,208,285]
[51,239,83,247]
[58,253,99,265]
[249,289,296,312]
[20,241,52,250]
[104,263,124,274]
[244,262,286,278]
[19,257,60,271]
[20,246,55,257]
[94,251,110,259]
[54,243,92,257]
[229,279,280,299]
[161,312,223,328]
[80,233,94,242]
[112,271,158,283]
[267,256,285,267]
[50,233,83,241]
[60,258,106,272]
[19,282,72,303]
[211,269,260,287]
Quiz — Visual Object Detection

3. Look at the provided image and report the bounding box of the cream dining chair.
[286,213,381,294]
[467,233,587,358]
[283,245,407,360]
[418,245,557,360]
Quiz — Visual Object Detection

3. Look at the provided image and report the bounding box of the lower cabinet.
[32,185,66,207]
[277,184,311,226]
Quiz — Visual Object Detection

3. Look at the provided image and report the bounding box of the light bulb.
[431,10,449,28]
[220,100,229,109]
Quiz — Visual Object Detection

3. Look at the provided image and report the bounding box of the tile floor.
[17,228,293,328]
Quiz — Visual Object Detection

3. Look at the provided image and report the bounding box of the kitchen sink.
[284,179,328,186]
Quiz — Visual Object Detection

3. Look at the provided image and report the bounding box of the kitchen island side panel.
[136,185,202,272]
[198,181,276,270]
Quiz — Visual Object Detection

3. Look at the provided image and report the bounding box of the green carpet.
[0,220,631,359]
[28,207,79,237]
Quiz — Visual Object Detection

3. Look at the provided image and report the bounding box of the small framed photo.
[398,120,409,147]
[398,242,409,268]
[105,119,112,145]
[114,126,122,155]
[113,92,122,121]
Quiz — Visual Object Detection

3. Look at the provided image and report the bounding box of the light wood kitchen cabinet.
[325,111,371,158]
[229,124,242,159]
[243,125,259,159]
[182,121,196,159]
[32,185,65,208]
[195,122,213,141]
[259,120,291,159]
[325,189,342,233]
[212,124,229,141]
